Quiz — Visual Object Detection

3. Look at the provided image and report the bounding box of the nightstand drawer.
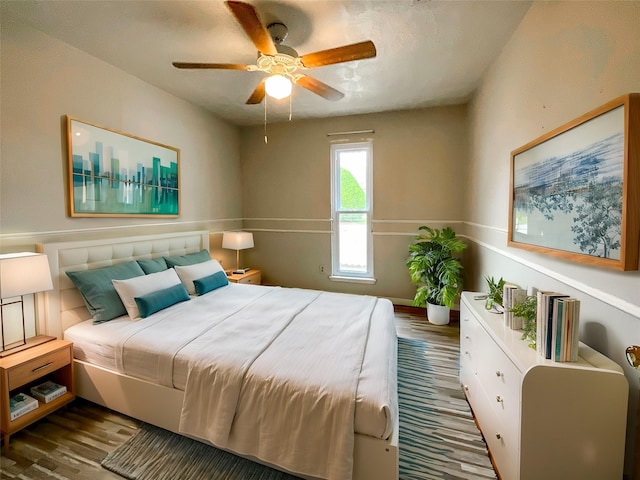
[8,347,70,391]
[237,272,261,284]
[227,269,262,285]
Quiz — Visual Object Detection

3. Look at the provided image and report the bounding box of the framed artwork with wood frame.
[66,116,180,217]
[508,93,639,271]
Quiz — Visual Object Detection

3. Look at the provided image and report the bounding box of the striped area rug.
[102,424,300,479]
[398,337,496,479]
[101,337,495,480]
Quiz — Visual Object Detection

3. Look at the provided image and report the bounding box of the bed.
[36,231,399,480]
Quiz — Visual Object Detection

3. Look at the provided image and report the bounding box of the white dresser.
[460,292,628,480]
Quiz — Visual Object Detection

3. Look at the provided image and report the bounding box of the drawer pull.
[496,395,503,403]
[32,362,53,373]
[495,371,503,377]
[465,335,470,340]
[496,433,501,440]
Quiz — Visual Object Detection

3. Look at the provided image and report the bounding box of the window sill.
[329,275,377,285]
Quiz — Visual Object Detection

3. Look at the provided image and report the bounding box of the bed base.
[38,230,399,480]
[75,359,399,480]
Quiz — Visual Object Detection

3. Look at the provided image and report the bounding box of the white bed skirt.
[75,359,399,480]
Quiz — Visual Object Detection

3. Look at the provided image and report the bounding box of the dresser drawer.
[471,381,520,480]
[476,324,522,424]
[8,347,71,391]
[460,336,475,374]
[460,317,475,353]
[483,405,520,480]
[460,303,478,373]
[460,355,476,400]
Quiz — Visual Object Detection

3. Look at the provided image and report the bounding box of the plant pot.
[427,302,450,325]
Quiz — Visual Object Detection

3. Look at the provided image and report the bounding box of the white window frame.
[330,141,375,283]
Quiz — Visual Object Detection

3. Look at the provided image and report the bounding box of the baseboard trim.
[393,304,460,325]
[393,305,425,315]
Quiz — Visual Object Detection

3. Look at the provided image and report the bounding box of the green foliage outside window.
[340,168,365,210]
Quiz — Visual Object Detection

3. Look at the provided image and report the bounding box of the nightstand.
[227,269,261,285]
[0,339,75,454]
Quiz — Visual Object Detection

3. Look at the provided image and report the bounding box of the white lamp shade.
[222,232,254,251]
[265,74,292,100]
[0,253,53,299]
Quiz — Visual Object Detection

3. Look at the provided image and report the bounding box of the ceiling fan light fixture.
[265,74,292,99]
[174,2,377,106]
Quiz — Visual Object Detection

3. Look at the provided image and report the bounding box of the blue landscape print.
[512,107,624,260]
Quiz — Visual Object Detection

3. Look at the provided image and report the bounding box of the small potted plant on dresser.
[484,276,506,313]
[406,226,466,325]
[510,295,537,348]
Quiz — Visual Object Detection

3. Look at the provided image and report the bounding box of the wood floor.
[0,308,494,479]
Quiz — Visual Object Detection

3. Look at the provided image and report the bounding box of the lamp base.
[0,334,56,357]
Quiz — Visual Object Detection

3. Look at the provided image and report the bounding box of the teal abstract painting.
[68,117,180,217]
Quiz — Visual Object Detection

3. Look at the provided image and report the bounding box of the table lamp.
[0,253,53,355]
[222,231,254,273]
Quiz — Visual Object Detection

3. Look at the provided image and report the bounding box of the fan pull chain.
[289,91,292,121]
[264,95,268,144]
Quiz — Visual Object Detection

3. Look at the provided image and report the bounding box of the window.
[330,141,374,281]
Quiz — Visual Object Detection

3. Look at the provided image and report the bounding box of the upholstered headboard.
[36,230,210,339]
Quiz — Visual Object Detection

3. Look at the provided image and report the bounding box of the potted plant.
[406,226,466,325]
[484,276,506,313]
[509,295,537,348]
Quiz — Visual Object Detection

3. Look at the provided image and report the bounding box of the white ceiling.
[2,0,531,126]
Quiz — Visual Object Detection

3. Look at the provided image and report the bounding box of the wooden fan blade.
[225,1,277,56]
[300,40,376,68]
[246,79,266,104]
[172,62,251,70]
[294,75,344,101]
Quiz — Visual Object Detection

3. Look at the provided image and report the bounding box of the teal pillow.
[66,261,145,323]
[194,271,229,296]
[164,249,211,267]
[137,257,168,274]
[134,283,190,318]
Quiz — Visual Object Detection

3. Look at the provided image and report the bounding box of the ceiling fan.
[172,1,377,105]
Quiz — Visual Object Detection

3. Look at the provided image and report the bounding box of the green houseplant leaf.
[509,295,537,348]
[484,276,506,311]
[406,226,466,308]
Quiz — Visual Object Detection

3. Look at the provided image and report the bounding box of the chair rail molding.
[462,222,640,320]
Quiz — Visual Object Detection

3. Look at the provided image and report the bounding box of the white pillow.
[113,268,182,320]
[174,259,224,295]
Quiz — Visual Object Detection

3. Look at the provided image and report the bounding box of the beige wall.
[466,2,640,475]
[239,106,468,301]
[0,21,243,253]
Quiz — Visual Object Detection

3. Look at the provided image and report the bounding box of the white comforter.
[111,284,390,480]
